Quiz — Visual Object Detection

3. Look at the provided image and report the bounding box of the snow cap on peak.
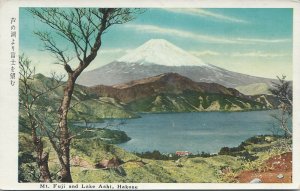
[117,39,210,67]
[141,38,174,46]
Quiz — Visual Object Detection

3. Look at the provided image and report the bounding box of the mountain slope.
[126,92,265,112]
[236,83,270,95]
[22,73,278,120]
[87,73,278,112]
[77,39,276,88]
[19,74,137,122]
[87,73,246,103]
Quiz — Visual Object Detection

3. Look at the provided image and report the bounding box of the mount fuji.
[117,39,208,67]
[77,39,275,88]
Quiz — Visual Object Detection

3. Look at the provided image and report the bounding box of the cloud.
[231,51,290,58]
[190,50,290,58]
[190,50,222,56]
[235,38,291,44]
[164,8,248,23]
[125,24,291,45]
[125,24,237,44]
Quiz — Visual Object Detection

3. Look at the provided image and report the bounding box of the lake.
[88,110,283,154]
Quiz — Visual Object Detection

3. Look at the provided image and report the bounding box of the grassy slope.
[72,155,241,183]
[236,83,270,95]
[19,74,138,122]
[68,98,137,122]
[19,129,291,183]
[70,135,291,183]
[71,136,291,183]
[127,91,267,113]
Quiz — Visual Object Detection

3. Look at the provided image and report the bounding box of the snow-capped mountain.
[77,39,275,88]
[117,39,209,67]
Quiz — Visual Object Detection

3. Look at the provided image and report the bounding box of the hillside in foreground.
[19,128,292,183]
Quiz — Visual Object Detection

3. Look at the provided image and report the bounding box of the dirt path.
[236,152,292,183]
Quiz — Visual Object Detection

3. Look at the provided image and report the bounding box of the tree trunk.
[37,151,52,182]
[32,132,52,182]
[57,76,76,182]
[56,24,104,182]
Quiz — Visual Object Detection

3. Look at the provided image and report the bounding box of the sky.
[19,8,293,80]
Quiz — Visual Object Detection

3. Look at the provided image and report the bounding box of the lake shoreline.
[70,108,278,124]
[71,110,288,154]
[122,134,286,160]
[102,111,280,153]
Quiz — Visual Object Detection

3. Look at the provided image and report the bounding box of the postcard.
[0,0,299,190]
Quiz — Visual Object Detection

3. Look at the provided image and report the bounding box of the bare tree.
[269,75,292,138]
[19,54,64,182]
[27,8,142,182]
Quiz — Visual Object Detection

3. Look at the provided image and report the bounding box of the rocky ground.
[236,152,292,183]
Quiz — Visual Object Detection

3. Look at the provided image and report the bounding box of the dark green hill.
[87,73,279,113]
[20,73,279,122]
[126,91,266,112]
[19,73,138,123]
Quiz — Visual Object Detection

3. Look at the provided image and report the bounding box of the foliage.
[218,135,282,159]
[18,162,40,183]
[69,124,131,144]
[269,75,292,138]
[269,76,292,113]
[19,54,65,182]
[134,150,216,161]
[135,150,179,160]
[18,151,39,182]
[189,152,217,158]
[127,91,267,113]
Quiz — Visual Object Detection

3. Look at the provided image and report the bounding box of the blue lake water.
[88,110,283,154]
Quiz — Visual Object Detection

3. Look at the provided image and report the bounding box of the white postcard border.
[0,0,299,190]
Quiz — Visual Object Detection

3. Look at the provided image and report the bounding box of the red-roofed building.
[175,151,192,156]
